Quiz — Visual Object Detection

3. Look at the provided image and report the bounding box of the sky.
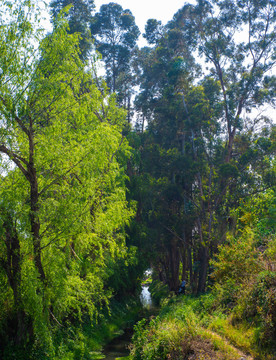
[94,0,195,46]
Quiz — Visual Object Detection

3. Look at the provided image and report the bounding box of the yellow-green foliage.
[130,316,193,360]
[0,1,135,357]
[211,228,262,286]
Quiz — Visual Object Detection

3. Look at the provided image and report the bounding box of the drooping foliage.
[0,1,134,356]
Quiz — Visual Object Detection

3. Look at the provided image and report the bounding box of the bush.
[234,271,276,349]
[130,316,194,360]
[148,280,170,306]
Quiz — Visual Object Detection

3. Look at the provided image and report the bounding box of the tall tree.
[0,1,133,353]
[50,0,95,59]
[90,2,140,103]
[168,0,276,292]
[130,0,275,293]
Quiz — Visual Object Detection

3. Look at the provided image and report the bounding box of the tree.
[90,2,140,97]
[0,1,133,353]
[143,18,164,45]
[168,0,276,292]
[169,0,276,163]
[50,0,95,59]
[130,0,275,294]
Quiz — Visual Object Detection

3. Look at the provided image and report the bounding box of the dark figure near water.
[178,280,186,295]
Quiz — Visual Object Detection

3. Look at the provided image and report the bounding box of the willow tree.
[0,1,133,353]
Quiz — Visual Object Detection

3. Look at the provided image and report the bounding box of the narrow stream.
[102,328,132,360]
[102,285,152,360]
[140,285,152,308]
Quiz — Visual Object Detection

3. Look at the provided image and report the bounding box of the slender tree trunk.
[142,115,145,133]
[127,95,131,124]
[197,245,209,294]
[181,245,187,281]
[197,218,209,294]
[30,176,45,281]
[187,246,195,293]
[168,238,180,292]
[112,56,116,92]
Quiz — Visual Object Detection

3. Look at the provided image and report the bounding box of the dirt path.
[200,329,254,360]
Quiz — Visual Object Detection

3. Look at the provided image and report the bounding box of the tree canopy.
[50,0,95,59]
[0,0,134,354]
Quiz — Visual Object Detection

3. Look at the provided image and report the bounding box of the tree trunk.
[197,244,209,294]
[168,238,180,292]
[181,245,187,281]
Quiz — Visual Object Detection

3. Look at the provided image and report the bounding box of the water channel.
[102,285,153,360]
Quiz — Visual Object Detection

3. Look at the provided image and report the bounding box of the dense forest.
[0,0,275,359]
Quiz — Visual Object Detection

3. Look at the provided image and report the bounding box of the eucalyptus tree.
[131,0,275,294]
[0,1,133,353]
[130,27,202,292]
[167,0,276,292]
[90,2,140,113]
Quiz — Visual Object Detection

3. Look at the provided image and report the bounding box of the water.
[102,286,153,359]
[140,285,152,308]
[102,330,132,360]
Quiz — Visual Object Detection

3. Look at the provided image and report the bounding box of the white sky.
[95,0,195,46]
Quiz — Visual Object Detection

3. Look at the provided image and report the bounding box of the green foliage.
[130,185,276,359]
[130,316,194,360]
[104,245,144,298]
[50,0,95,59]
[210,191,276,354]
[90,3,140,94]
[0,1,135,356]
[148,279,170,307]
[143,19,163,45]
[211,229,261,285]
[131,0,276,297]
[233,271,276,349]
[130,294,247,360]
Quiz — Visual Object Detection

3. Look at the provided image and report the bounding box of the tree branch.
[0,144,28,177]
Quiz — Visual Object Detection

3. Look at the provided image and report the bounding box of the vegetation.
[0,0,135,356]
[0,0,275,358]
[130,210,276,359]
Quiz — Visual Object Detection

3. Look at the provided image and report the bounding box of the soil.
[187,337,222,359]
[167,334,253,360]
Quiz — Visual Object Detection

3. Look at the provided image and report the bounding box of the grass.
[129,294,268,360]
[208,316,254,354]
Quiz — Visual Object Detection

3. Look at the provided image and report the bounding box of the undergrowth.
[130,291,276,360]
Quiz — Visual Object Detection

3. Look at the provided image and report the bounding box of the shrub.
[130,315,194,360]
[234,271,276,349]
